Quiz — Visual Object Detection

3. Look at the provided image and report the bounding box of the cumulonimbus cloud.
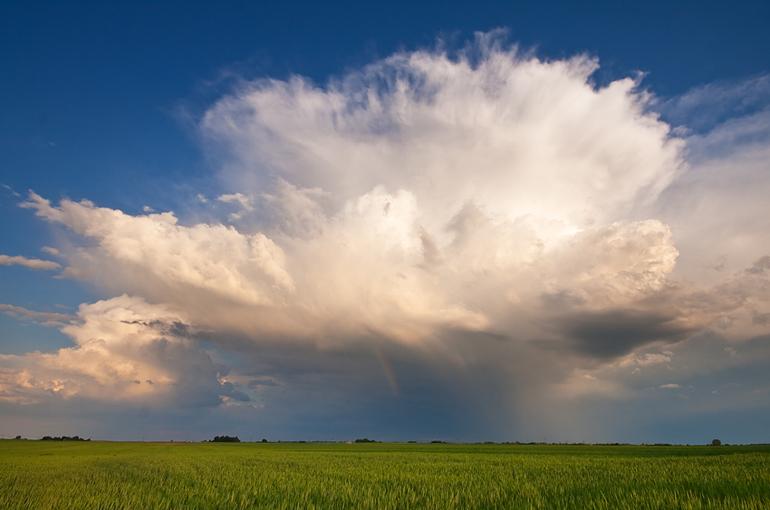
[2,35,769,439]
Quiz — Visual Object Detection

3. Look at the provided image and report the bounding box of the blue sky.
[1,1,770,442]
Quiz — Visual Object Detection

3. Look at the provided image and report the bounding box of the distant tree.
[711,438,722,446]
[354,438,377,443]
[211,435,240,443]
[14,435,22,440]
[261,438,268,443]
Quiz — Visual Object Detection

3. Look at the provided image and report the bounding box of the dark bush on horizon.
[40,436,89,441]
[211,435,240,443]
[354,438,377,443]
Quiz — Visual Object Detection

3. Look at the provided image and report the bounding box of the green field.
[1,441,769,509]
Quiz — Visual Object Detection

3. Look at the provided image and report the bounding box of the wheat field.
[2,441,769,509]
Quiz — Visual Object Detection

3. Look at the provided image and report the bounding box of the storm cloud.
[1,34,769,441]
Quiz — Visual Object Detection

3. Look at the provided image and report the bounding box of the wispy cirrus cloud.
[0,304,72,327]
[658,73,770,134]
[0,254,61,271]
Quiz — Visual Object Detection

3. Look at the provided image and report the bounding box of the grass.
[1,441,769,509]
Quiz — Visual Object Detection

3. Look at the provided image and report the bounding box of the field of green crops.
[1,440,769,509]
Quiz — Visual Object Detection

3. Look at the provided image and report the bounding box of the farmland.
[1,441,769,509]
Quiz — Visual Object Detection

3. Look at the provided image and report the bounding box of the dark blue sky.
[1,1,769,441]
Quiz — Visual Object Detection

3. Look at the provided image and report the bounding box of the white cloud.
[0,304,73,327]
[658,74,770,132]
[203,42,683,234]
[21,192,294,310]
[0,295,241,406]
[1,183,21,198]
[217,192,253,210]
[0,254,61,271]
[3,35,770,438]
[6,39,692,402]
[619,351,673,368]
[217,192,255,221]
